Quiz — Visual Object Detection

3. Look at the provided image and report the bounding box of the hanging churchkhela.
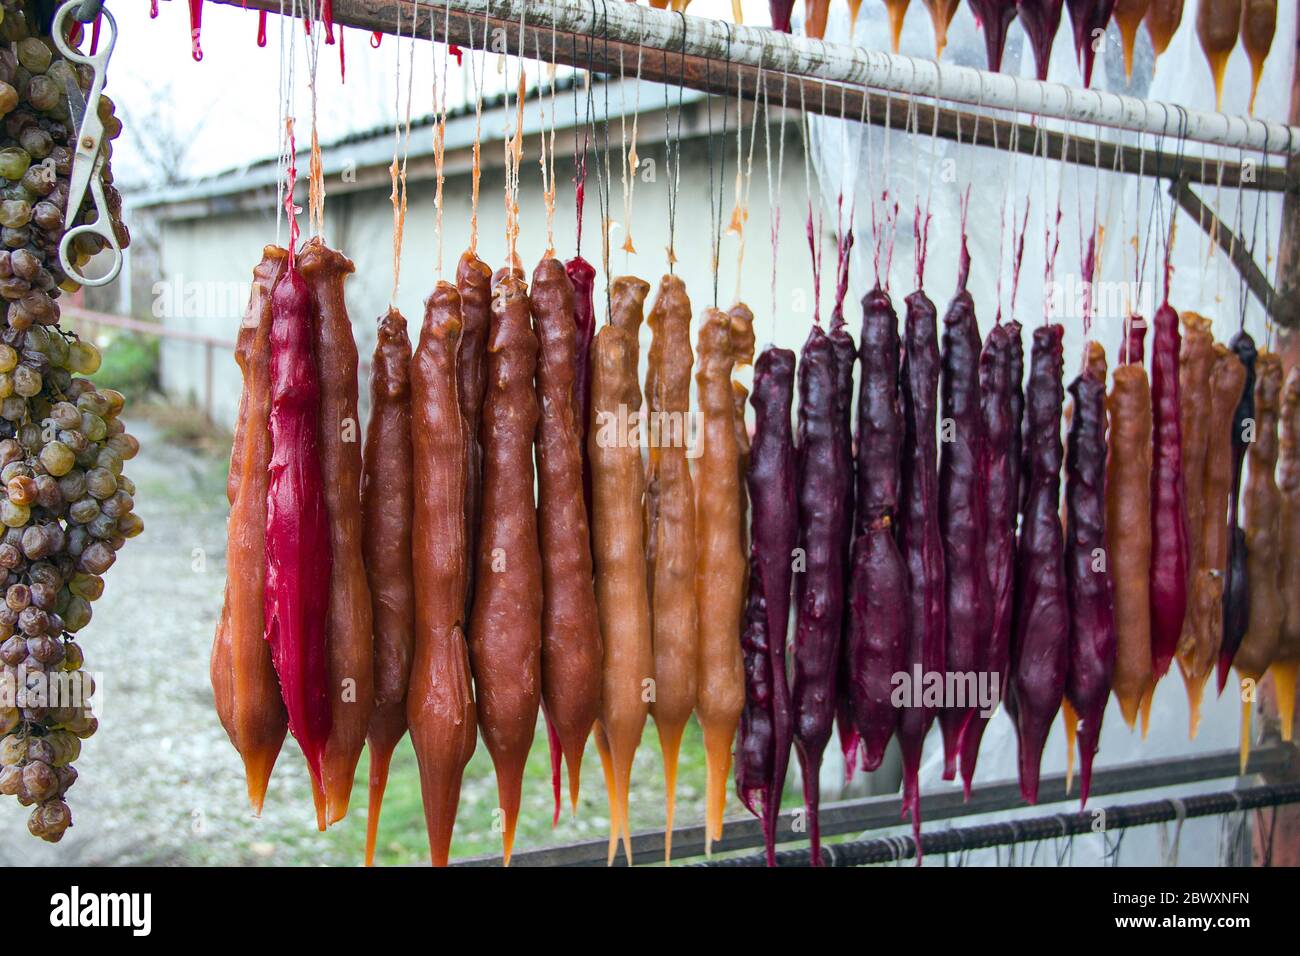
[737,346,797,866]
[644,274,698,861]
[532,257,602,823]
[1234,353,1283,770]
[183,0,1300,871]
[360,308,414,866]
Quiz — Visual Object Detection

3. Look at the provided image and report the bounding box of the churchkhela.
[1011,324,1068,804]
[1234,353,1283,771]
[1063,342,1113,806]
[1220,331,1257,693]
[737,347,797,867]
[467,270,543,866]
[1196,0,1243,110]
[360,308,415,866]
[298,238,374,827]
[1275,368,1300,739]
[694,308,747,853]
[644,275,698,860]
[531,257,602,822]
[407,282,477,867]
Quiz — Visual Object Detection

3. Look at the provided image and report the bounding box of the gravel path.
[0,419,333,865]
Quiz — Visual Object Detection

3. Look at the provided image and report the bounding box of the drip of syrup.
[371,31,383,48]
[257,10,268,48]
[188,0,204,62]
[449,44,464,65]
[150,0,159,18]
[956,185,971,291]
[338,25,345,82]
[89,14,101,55]
[323,0,335,43]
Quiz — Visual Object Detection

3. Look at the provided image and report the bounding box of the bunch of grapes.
[0,0,136,844]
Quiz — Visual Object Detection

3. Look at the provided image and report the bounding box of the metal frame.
[453,744,1297,866]
[220,0,1299,154]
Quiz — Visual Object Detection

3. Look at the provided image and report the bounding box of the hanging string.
[797,81,823,325]
[730,54,762,305]
[763,70,789,342]
[572,20,592,257]
[536,28,560,258]
[502,4,528,270]
[704,26,732,309]
[432,0,452,276]
[662,12,687,270]
[582,0,614,313]
[276,0,296,252]
[388,4,416,304]
[467,2,489,255]
[303,0,325,237]
[619,14,645,263]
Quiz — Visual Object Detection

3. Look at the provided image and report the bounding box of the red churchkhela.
[1149,302,1190,685]
[263,264,334,789]
[1016,0,1065,79]
[969,0,1021,70]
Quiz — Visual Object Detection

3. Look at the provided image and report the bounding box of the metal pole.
[327,0,1296,153]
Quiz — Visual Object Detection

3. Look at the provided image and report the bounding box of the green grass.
[312,715,713,867]
[92,333,160,400]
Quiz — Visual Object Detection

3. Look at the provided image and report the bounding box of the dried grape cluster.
[0,0,134,844]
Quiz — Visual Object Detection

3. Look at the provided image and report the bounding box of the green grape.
[75,391,109,418]
[0,198,29,228]
[106,433,138,461]
[49,403,78,430]
[61,596,89,631]
[56,469,85,502]
[0,344,15,373]
[117,512,143,539]
[0,396,24,421]
[86,513,115,540]
[100,389,125,417]
[95,447,121,476]
[44,333,67,368]
[65,340,100,375]
[78,413,105,443]
[0,146,30,181]
[14,38,50,75]
[0,499,27,527]
[37,440,72,477]
[117,475,135,496]
[11,363,38,397]
[0,372,12,399]
[16,422,40,451]
[67,497,97,524]
[68,574,102,601]
[83,468,115,500]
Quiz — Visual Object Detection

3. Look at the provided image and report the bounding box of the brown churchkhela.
[644,274,698,861]
[406,283,477,867]
[589,284,654,865]
[468,271,543,865]
[1235,352,1283,770]
[1275,368,1300,739]
[695,307,747,852]
[1196,0,1243,109]
[297,237,374,827]
[361,308,415,866]
[211,245,289,814]
[1144,0,1186,58]
[457,250,493,614]
[730,304,757,558]
[1239,0,1277,114]
[1106,344,1154,731]
[530,257,602,820]
[1190,346,1246,729]
[1173,313,1216,735]
[1113,0,1153,77]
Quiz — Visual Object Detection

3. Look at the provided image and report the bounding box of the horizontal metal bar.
[453,744,1295,866]
[699,781,1300,866]
[211,0,1290,191]
[298,0,1296,153]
